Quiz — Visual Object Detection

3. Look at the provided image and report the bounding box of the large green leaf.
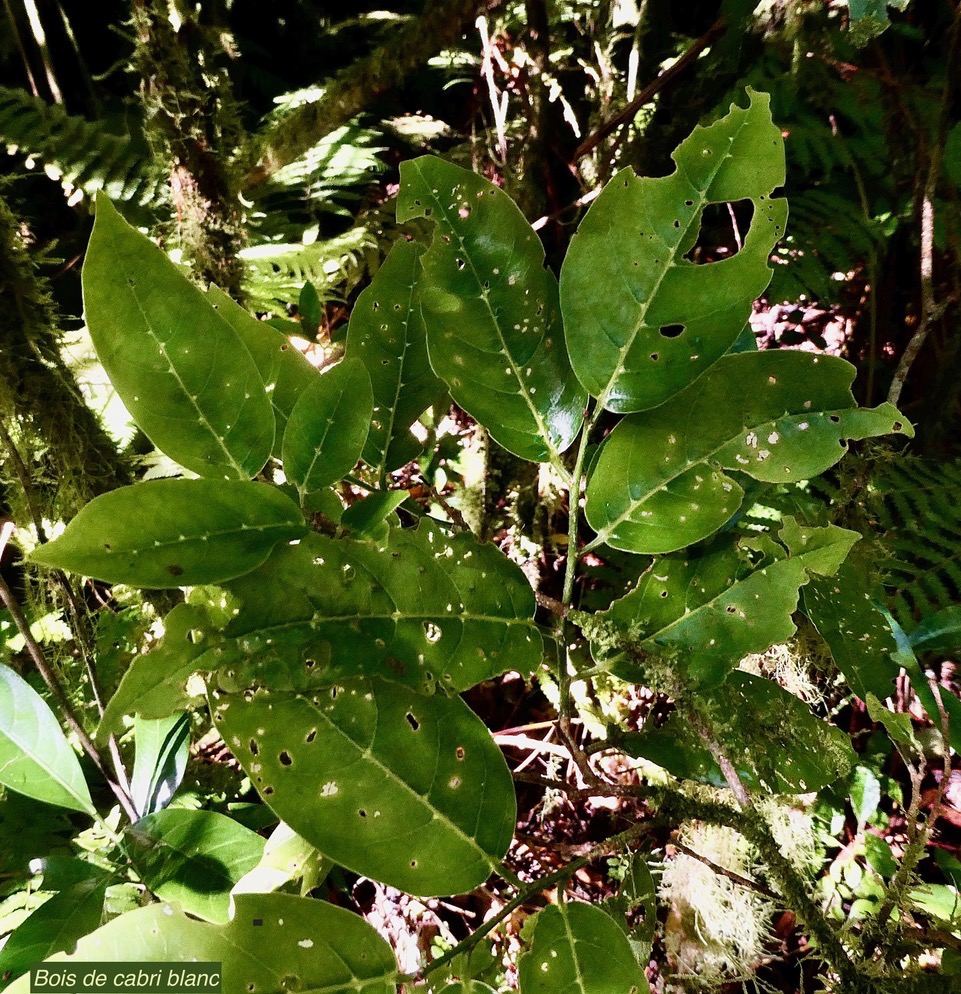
[124,809,265,923]
[344,239,447,478]
[215,678,516,897]
[621,672,855,794]
[209,526,542,695]
[5,893,397,994]
[0,877,108,982]
[0,664,94,816]
[593,519,858,685]
[206,285,320,457]
[398,156,586,464]
[30,479,306,588]
[231,822,330,898]
[82,195,274,479]
[560,89,786,413]
[585,351,912,554]
[282,357,373,496]
[802,557,902,702]
[518,901,648,994]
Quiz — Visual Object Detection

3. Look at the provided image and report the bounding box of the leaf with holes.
[518,900,648,994]
[802,556,902,702]
[398,156,586,464]
[0,877,109,983]
[124,809,265,923]
[4,893,397,994]
[0,663,94,815]
[620,672,855,794]
[344,239,447,478]
[560,88,787,413]
[206,285,319,457]
[97,604,215,742]
[282,358,373,497]
[207,526,541,695]
[214,678,516,897]
[585,351,912,554]
[29,479,306,588]
[593,519,858,685]
[82,195,274,479]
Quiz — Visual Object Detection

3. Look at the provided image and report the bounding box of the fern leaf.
[0,86,163,205]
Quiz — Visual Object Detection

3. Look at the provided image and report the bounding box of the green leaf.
[282,357,373,495]
[518,901,649,994]
[0,877,108,982]
[124,810,265,924]
[803,558,903,701]
[30,479,306,588]
[206,285,320,457]
[398,156,586,464]
[341,490,408,538]
[210,527,542,695]
[585,351,912,554]
[82,195,274,479]
[129,714,190,817]
[214,678,516,897]
[866,693,923,759]
[0,663,94,816]
[97,604,214,742]
[5,893,397,994]
[908,605,961,655]
[846,0,908,45]
[621,672,855,794]
[594,520,858,685]
[231,822,330,898]
[560,88,786,413]
[344,239,447,478]
[850,766,882,831]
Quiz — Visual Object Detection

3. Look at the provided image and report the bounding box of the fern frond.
[240,222,385,315]
[868,457,961,625]
[0,86,163,205]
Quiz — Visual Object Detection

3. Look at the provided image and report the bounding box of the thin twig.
[573,19,727,162]
[672,840,778,900]
[887,2,961,405]
[0,573,138,821]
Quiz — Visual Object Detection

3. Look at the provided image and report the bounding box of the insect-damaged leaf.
[206,285,319,458]
[82,195,274,479]
[5,893,397,994]
[282,357,373,496]
[207,526,542,695]
[344,239,447,478]
[398,156,586,464]
[124,809,265,923]
[518,901,649,994]
[585,351,912,554]
[593,519,859,686]
[620,672,855,794]
[29,479,306,588]
[214,679,516,897]
[560,88,786,413]
[0,664,95,816]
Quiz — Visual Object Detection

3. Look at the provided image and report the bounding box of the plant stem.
[0,572,138,822]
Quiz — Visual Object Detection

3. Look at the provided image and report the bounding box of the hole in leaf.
[456,258,466,270]
[659,590,669,598]
[650,352,660,361]
[279,751,292,766]
[410,859,418,868]
[263,786,274,795]
[249,739,259,756]
[725,605,737,614]
[659,324,684,339]
[304,658,316,669]
[829,415,841,423]
[405,712,420,731]
[456,746,466,760]
[684,199,754,264]
[358,809,367,818]
[893,420,903,431]
[305,729,317,743]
